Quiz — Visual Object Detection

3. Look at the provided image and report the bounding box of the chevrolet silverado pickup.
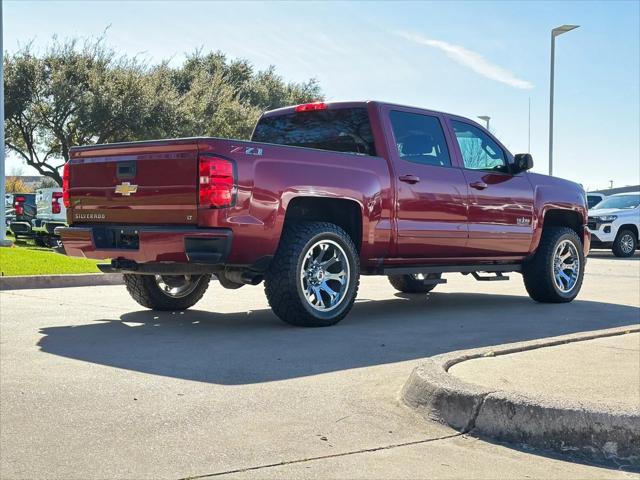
[59,101,590,327]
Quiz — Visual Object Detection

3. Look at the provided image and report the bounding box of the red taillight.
[52,193,62,214]
[294,102,327,112]
[62,162,70,208]
[14,196,25,216]
[198,156,235,208]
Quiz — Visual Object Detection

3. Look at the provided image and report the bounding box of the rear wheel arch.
[282,196,364,253]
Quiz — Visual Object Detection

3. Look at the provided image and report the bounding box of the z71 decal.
[231,146,263,156]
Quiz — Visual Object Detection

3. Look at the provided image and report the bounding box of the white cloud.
[396,31,533,90]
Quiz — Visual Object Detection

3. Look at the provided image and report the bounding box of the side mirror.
[513,153,533,173]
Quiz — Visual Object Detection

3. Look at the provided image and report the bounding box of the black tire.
[264,222,360,327]
[612,229,637,258]
[123,273,211,311]
[50,237,63,249]
[215,272,244,290]
[388,273,441,293]
[34,236,47,247]
[523,227,584,303]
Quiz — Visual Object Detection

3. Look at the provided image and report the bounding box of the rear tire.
[388,273,441,293]
[523,227,584,303]
[264,222,360,327]
[612,229,637,258]
[34,236,47,247]
[123,273,211,311]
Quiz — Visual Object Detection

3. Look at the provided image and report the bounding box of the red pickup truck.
[59,101,590,327]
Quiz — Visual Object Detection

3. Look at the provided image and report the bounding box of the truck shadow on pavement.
[37,292,640,385]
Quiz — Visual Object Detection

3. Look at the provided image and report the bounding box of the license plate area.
[93,226,140,250]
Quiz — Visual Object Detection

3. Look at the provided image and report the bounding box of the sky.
[4,0,640,191]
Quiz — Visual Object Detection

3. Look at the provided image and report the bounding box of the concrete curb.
[0,273,124,290]
[402,326,640,467]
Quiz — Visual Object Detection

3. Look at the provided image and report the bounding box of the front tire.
[388,273,442,293]
[523,227,584,303]
[612,229,637,258]
[123,273,211,311]
[264,222,360,327]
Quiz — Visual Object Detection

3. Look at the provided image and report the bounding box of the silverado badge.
[115,182,138,196]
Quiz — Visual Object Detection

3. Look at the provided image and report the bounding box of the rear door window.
[389,111,452,167]
[252,107,376,156]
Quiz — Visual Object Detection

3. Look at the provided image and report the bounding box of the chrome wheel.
[552,240,580,293]
[300,239,350,312]
[620,234,635,254]
[154,275,199,298]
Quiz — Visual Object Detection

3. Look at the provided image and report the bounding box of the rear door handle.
[399,174,420,184]
[470,181,488,190]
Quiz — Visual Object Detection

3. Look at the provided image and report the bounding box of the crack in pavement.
[179,432,464,479]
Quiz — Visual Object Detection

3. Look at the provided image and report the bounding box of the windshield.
[592,194,640,210]
[252,107,376,156]
[587,195,603,208]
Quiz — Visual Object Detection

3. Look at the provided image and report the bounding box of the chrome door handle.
[399,174,420,184]
[470,181,488,190]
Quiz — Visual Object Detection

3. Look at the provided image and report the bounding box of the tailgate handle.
[117,161,137,179]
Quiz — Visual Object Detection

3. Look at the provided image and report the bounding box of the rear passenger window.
[252,108,376,156]
[389,111,451,167]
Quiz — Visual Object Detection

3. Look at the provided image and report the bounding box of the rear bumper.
[58,226,232,264]
[33,221,66,235]
[9,221,33,235]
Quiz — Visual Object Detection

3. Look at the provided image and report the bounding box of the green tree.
[35,176,60,189]
[4,37,323,186]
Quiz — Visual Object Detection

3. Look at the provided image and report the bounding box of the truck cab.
[59,101,590,327]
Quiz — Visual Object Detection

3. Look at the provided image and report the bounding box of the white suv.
[588,192,640,257]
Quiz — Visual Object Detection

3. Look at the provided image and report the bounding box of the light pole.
[0,0,9,247]
[478,115,490,130]
[549,24,579,176]
[528,97,531,153]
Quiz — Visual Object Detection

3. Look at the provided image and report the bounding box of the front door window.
[451,121,508,173]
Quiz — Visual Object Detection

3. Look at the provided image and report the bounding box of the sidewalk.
[402,327,640,468]
[449,332,639,413]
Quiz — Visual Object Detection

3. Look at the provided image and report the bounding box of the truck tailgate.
[68,140,199,225]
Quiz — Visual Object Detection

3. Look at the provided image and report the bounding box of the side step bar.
[382,263,521,276]
[469,271,510,281]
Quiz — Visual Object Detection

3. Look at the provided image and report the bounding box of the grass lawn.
[0,235,103,276]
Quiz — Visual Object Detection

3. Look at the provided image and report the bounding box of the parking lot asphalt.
[1,252,639,479]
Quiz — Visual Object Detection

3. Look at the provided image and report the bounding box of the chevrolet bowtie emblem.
[115,182,138,196]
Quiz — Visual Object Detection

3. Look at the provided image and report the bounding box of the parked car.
[58,100,589,327]
[8,193,37,238]
[32,187,67,247]
[588,192,640,257]
[587,192,606,209]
